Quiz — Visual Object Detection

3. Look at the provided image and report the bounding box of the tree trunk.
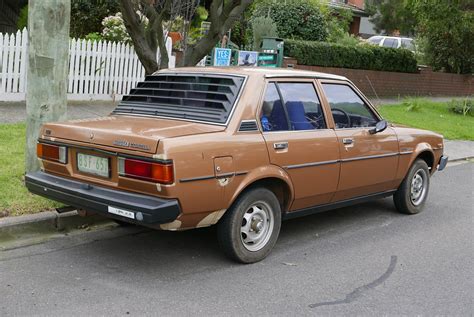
[120,0,159,75]
[182,0,252,67]
[25,0,70,172]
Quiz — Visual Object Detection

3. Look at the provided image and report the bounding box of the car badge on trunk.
[113,140,150,151]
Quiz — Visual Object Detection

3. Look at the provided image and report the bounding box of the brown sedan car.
[26,67,448,263]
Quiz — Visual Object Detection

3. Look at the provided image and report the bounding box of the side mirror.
[369,120,388,134]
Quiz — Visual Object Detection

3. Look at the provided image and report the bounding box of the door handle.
[273,142,288,150]
[342,138,354,145]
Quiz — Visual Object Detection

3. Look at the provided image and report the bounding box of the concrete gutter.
[0,210,110,249]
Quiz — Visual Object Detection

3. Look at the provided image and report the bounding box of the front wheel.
[393,159,430,214]
[217,187,282,263]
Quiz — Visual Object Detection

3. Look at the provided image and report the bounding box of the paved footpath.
[1,99,472,161]
[0,101,117,124]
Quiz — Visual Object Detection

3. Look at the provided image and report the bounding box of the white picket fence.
[0,28,174,101]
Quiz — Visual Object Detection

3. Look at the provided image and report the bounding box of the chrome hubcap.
[410,169,427,206]
[240,202,274,252]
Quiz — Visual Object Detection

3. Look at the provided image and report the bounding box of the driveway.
[0,162,472,316]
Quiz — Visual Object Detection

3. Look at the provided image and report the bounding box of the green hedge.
[284,39,418,73]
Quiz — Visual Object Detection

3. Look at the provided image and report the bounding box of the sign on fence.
[213,48,232,66]
[0,28,174,101]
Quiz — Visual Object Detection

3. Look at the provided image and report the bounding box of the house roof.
[328,1,370,17]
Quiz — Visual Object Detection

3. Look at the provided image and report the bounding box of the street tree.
[408,0,473,74]
[26,0,71,172]
[119,0,252,74]
[366,0,416,36]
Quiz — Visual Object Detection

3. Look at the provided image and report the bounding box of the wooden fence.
[0,28,174,101]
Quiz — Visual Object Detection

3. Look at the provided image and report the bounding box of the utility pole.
[25,0,70,172]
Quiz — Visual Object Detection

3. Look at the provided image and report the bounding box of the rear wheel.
[394,159,430,214]
[217,187,281,263]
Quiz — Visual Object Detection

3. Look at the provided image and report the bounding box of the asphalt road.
[1,163,472,316]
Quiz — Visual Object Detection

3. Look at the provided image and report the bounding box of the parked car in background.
[367,35,415,52]
[26,67,448,263]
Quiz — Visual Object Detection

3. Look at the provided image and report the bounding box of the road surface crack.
[309,255,397,308]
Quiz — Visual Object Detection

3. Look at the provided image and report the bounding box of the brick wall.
[284,60,473,97]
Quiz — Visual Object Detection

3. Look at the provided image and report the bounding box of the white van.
[367,36,415,52]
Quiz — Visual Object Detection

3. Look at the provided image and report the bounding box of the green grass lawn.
[0,123,60,218]
[378,99,474,140]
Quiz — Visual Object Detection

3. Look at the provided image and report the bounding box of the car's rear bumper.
[438,155,449,171]
[25,172,180,225]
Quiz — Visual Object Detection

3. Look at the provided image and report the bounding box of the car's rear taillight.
[37,143,67,163]
[118,157,174,184]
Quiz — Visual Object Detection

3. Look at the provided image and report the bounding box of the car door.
[319,81,399,202]
[259,80,340,211]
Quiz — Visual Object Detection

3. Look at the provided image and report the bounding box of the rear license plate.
[77,153,109,178]
[108,206,135,219]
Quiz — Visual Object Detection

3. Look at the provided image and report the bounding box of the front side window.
[322,84,378,129]
[260,82,326,131]
[401,39,414,51]
[382,38,399,48]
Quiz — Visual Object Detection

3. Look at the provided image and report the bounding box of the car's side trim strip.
[340,152,399,162]
[285,159,339,170]
[179,175,215,183]
[283,190,396,220]
[179,171,248,183]
[399,151,413,155]
[284,153,400,170]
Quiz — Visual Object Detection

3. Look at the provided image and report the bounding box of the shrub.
[284,39,418,73]
[85,32,104,42]
[402,98,427,112]
[101,12,132,43]
[448,99,474,117]
[251,16,278,49]
[252,0,328,42]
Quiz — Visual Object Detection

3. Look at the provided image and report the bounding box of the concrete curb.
[448,156,474,163]
[0,158,471,242]
[0,210,111,242]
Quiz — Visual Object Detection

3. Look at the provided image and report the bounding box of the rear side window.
[368,36,382,45]
[260,82,326,131]
[113,74,245,124]
[322,84,378,129]
[382,38,399,48]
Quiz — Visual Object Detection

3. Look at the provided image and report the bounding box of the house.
[328,0,370,36]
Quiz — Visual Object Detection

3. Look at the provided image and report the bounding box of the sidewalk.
[0,101,117,124]
[1,100,472,161]
[371,96,470,106]
[1,97,469,123]
[444,140,474,161]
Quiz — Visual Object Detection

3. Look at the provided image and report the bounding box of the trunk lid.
[40,115,225,153]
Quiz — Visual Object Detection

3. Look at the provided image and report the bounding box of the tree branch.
[183,0,252,66]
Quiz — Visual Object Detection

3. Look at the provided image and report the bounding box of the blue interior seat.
[286,101,313,130]
[268,100,288,131]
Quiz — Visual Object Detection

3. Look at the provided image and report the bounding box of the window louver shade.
[113,74,246,124]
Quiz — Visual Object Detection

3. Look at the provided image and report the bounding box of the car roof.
[369,35,413,40]
[157,66,348,81]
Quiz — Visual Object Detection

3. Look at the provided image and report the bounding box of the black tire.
[393,159,430,214]
[217,187,282,263]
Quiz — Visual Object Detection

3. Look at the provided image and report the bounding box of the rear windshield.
[113,73,246,124]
